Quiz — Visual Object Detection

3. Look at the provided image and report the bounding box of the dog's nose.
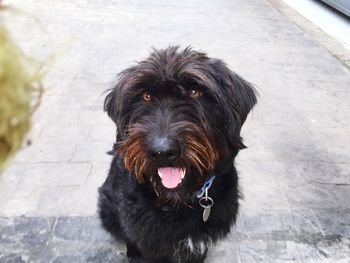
[148,137,180,162]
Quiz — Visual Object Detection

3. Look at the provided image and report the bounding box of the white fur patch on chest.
[179,236,208,256]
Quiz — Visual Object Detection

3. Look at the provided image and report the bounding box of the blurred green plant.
[0,3,44,172]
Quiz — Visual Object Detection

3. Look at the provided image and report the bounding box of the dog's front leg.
[126,242,145,263]
[142,251,172,263]
[178,249,208,263]
[126,243,172,263]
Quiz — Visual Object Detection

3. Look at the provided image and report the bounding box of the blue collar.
[194,175,216,198]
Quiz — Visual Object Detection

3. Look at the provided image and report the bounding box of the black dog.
[98,46,257,263]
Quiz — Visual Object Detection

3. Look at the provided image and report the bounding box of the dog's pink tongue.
[158,167,183,189]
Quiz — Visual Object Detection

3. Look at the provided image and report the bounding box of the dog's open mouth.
[157,167,186,189]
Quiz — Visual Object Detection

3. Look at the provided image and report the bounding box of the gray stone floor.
[1,0,350,262]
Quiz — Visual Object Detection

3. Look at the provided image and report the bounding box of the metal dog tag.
[202,206,211,222]
[199,188,214,222]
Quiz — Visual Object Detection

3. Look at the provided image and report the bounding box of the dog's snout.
[148,137,180,162]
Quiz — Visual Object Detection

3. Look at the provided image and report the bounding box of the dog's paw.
[127,256,145,263]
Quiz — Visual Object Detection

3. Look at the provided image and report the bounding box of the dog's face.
[105,47,257,205]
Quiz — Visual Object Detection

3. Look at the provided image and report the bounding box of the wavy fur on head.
[99,46,257,263]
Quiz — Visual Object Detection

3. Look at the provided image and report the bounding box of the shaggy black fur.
[98,46,257,263]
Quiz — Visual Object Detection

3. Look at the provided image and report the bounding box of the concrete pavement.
[0,0,350,262]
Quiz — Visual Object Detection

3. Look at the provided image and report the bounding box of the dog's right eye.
[143,92,151,102]
[189,88,202,99]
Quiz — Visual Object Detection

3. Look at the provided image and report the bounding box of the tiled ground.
[0,0,349,262]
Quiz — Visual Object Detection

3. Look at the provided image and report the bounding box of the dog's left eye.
[143,92,152,102]
[189,88,202,99]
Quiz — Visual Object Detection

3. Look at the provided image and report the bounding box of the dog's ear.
[104,87,119,123]
[104,66,139,141]
[104,82,124,141]
[104,83,121,124]
[209,59,257,148]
